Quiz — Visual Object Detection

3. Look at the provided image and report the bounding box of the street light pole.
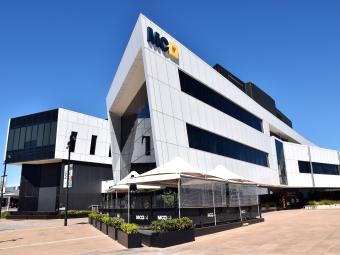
[64,134,75,226]
[0,161,8,216]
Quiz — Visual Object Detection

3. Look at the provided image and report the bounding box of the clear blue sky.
[1,0,340,185]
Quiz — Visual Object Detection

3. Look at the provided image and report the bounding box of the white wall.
[55,108,111,165]
[283,142,340,187]
[106,14,340,187]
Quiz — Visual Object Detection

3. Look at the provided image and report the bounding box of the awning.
[207,165,254,184]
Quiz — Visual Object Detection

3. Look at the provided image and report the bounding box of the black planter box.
[95,220,102,231]
[101,223,108,235]
[88,217,93,224]
[117,229,142,248]
[150,229,195,248]
[108,226,118,240]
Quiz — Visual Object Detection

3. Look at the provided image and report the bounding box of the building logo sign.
[147,27,179,61]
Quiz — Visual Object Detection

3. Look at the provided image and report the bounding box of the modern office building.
[4,108,113,211]
[106,14,340,196]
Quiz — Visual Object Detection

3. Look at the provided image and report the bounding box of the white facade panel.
[105,14,340,188]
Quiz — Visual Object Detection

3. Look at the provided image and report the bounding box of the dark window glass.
[142,136,151,155]
[49,121,57,145]
[7,129,14,151]
[31,125,38,141]
[179,70,263,132]
[298,161,340,175]
[43,122,51,146]
[313,162,339,175]
[13,128,20,150]
[5,109,58,163]
[298,161,311,173]
[108,146,111,157]
[69,131,78,153]
[90,135,97,155]
[25,126,32,142]
[18,127,26,149]
[275,140,287,185]
[36,124,44,147]
[187,124,268,167]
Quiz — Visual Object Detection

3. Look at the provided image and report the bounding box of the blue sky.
[1,0,340,185]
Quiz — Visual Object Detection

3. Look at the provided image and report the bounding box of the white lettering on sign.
[157,215,171,220]
[136,215,148,220]
[207,213,214,218]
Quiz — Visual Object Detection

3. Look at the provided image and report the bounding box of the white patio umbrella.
[207,165,253,183]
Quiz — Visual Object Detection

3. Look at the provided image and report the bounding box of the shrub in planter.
[100,215,111,235]
[117,223,141,248]
[1,211,10,219]
[107,217,125,240]
[95,214,104,231]
[88,212,97,224]
[149,217,194,247]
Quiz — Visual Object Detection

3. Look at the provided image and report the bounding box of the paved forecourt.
[1,209,340,254]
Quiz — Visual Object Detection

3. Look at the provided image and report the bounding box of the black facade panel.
[245,82,276,115]
[276,109,293,128]
[58,161,112,210]
[213,64,245,92]
[18,163,61,212]
[6,109,58,163]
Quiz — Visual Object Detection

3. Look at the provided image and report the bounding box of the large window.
[5,109,58,163]
[187,124,268,167]
[298,161,340,175]
[179,70,263,132]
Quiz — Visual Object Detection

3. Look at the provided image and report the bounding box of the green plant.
[108,217,125,228]
[160,191,177,207]
[307,200,340,206]
[261,202,276,209]
[150,217,193,233]
[1,211,10,219]
[61,210,91,216]
[88,212,97,219]
[96,214,105,221]
[101,215,111,224]
[120,223,139,234]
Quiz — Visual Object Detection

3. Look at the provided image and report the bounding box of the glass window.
[12,128,20,150]
[109,146,111,157]
[187,124,268,167]
[31,125,38,141]
[36,124,44,147]
[90,135,97,155]
[7,129,14,151]
[49,121,57,145]
[43,122,51,146]
[18,127,26,149]
[298,161,340,175]
[179,69,263,132]
[25,126,32,142]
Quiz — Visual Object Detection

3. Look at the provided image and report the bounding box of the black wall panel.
[58,161,113,210]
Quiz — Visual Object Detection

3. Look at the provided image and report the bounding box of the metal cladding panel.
[106,14,340,188]
[58,161,113,210]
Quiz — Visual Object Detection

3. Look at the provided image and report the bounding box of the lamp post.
[64,134,76,226]
[0,155,11,216]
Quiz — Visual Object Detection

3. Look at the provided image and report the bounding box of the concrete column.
[6,196,10,211]
[307,146,315,187]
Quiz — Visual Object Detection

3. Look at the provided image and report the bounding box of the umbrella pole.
[178,179,181,218]
[212,183,217,226]
[115,190,118,215]
[256,187,261,218]
[237,188,242,222]
[128,186,130,223]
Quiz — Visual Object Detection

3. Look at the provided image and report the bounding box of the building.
[4,108,113,212]
[106,14,340,201]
